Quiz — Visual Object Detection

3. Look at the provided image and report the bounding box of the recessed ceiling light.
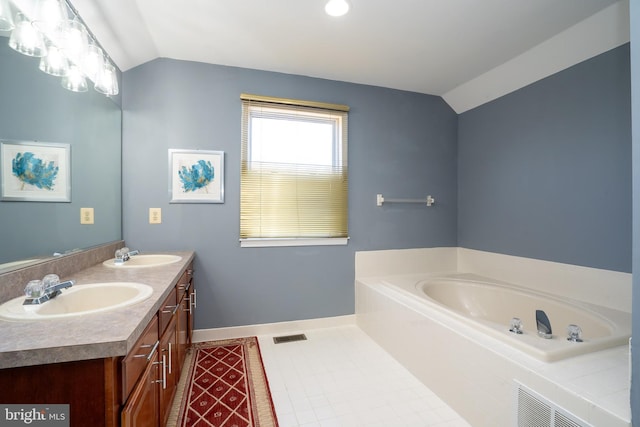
[325,0,350,17]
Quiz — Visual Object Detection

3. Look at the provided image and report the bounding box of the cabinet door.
[187,279,196,345]
[177,291,189,372]
[121,350,159,427]
[159,317,178,427]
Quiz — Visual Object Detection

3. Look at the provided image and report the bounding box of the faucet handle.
[567,324,583,342]
[24,280,45,298]
[42,274,60,290]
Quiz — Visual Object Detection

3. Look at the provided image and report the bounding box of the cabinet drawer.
[158,288,177,335]
[122,315,159,401]
[176,266,193,296]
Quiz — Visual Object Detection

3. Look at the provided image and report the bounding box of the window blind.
[240,94,349,241]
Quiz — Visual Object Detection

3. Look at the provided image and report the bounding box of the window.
[240,94,349,247]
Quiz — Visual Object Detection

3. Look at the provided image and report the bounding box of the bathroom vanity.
[0,249,195,427]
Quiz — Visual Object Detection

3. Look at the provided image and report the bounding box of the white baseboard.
[192,314,356,342]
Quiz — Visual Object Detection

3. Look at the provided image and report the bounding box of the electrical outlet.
[149,208,162,224]
[80,208,94,225]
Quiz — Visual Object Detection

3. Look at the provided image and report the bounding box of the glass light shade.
[39,43,69,76]
[61,65,88,92]
[325,0,349,17]
[59,18,88,63]
[83,43,104,81]
[0,0,14,32]
[94,61,118,96]
[9,12,47,57]
[32,0,67,35]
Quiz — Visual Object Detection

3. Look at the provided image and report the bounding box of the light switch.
[149,208,162,224]
[80,208,94,225]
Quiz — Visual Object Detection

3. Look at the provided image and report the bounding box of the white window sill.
[240,237,349,248]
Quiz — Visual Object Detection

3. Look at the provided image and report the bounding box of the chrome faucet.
[535,309,553,339]
[23,278,75,305]
[114,250,129,264]
[114,248,140,265]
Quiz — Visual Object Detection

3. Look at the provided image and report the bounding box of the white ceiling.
[71,0,628,111]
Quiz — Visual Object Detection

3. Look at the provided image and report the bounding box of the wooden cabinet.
[0,357,120,427]
[121,316,160,427]
[0,261,195,427]
[123,262,195,427]
[157,291,179,426]
[122,316,159,401]
[176,265,195,372]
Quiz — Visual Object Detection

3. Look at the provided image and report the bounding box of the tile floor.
[257,326,472,427]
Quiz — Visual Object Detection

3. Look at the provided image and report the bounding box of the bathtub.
[378,273,631,362]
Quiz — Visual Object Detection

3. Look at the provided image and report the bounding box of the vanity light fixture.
[8,11,46,56]
[39,41,68,75]
[4,0,119,96]
[0,0,14,31]
[325,0,350,17]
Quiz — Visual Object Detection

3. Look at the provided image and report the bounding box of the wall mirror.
[0,36,122,273]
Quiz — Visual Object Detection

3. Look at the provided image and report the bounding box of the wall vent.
[273,333,307,344]
[515,382,591,427]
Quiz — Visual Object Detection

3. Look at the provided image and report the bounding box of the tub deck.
[356,274,631,427]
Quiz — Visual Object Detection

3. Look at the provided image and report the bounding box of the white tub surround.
[457,248,632,313]
[355,247,631,427]
[355,247,632,312]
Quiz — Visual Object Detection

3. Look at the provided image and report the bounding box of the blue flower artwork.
[12,152,59,191]
[178,160,214,193]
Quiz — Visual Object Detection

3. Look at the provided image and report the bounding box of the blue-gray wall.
[122,60,458,328]
[630,1,639,423]
[458,45,631,273]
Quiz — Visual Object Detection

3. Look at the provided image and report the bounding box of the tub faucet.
[536,310,553,339]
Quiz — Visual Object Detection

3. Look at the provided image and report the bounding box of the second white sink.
[0,282,153,320]
[102,254,182,269]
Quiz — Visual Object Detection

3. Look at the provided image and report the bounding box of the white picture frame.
[169,149,224,203]
[1,141,71,202]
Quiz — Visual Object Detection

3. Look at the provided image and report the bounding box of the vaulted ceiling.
[71,0,628,112]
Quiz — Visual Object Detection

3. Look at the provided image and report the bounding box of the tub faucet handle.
[567,324,583,342]
[536,310,552,339]
[509,317,523,334]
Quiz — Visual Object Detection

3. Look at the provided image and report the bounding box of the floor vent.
[515,383,591,427]
[273,334,307,344]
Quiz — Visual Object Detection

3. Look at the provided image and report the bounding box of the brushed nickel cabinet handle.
[133,340,160,361]
[190,289,197,309]
[152,355,167,389]
[162,304,178,314]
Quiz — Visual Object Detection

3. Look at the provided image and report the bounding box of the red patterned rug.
[175,337,279,427]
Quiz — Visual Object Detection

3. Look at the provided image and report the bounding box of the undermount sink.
[0,282,153,320]
[102,254,182,269]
